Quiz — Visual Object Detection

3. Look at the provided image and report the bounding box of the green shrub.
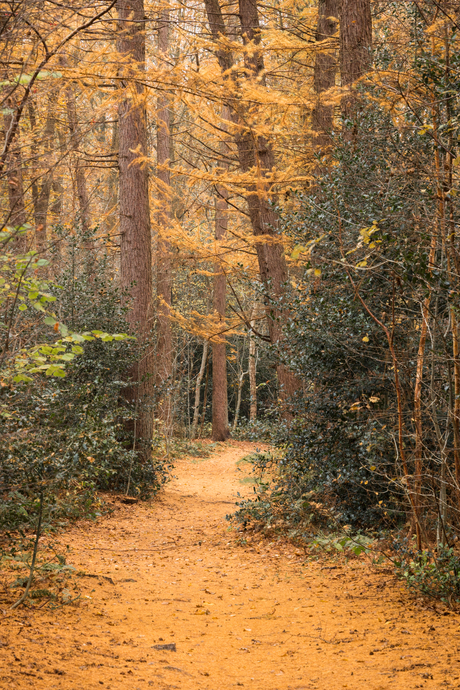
[0,232,169,532]
[394,543,460,604]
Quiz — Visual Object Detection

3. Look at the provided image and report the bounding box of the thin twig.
[10,489,44,610]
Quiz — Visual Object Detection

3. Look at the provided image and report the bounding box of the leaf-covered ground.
[0,441,459,689]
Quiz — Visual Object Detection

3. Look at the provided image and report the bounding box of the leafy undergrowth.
[230,449,344,538]
[174,439,223,459]
[0,438,224,611]
[0,539,81,610]
[233,419,276,442]
[392,543,460,606]
[3,441,460,690]
[230,451,379,575]
[229,450,460,608]
[0,437,216,538]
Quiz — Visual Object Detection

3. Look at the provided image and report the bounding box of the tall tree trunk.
[103,119,119,280]
[312,0,340,148]
[49,126,65,271]
[105,118,119,235]
[191,340,208,439]
[28,99,56,257]
[249,303,260,422]
[66,87,91,235]
[204,0,299,405]
[51,179,63,223]
[62,66,93,254]
[200,353,211,437]
[340,0,372,119]
[212,191,230,441]
[156,8,173,432]
[232,341,248,432]
[212,106,230,441]
[3,106,27,250]
[117,0,154,455]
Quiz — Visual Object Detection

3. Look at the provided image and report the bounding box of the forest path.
[1,440,460,690]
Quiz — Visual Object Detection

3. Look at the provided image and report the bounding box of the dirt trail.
[1,441,460,689]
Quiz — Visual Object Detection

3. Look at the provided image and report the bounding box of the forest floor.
[1,440,460,689]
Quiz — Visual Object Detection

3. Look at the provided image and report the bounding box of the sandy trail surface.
[1,440,460,689]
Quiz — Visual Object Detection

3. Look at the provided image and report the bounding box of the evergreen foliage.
[1,232,169,532]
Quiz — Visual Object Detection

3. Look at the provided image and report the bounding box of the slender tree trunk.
[413,228,437,530]
[232,343,248,432]
[204,0,299,406]
[105,118,119,235]
[212,201,230,441]
[102,119,119,280]
[249,303,260,421]
[66,88,91,236]
[238,0,299,404]
[441,33,460,499]
[429,52,460,502]
[3,107,27,250]
[200,350,211,437]
[51,179,63,223]
[156,8,173,432]
[49,176,64,272]
[312,0,340,148]
[49,126,65,271]
[233,373,245,432]
[191,340,208,439]
[117,0,154,455]
[340,0,372,120]
[28,99,56,257]
[212,107,230,441]
[61,59,93,253]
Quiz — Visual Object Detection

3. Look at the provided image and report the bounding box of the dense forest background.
[1,0,460,585]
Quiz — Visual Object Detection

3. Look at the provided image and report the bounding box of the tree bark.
[60,53,94,258]
[249,303,260,421]
[212,181,230,441]
[117,0,154,454]
[48,125,65,271]
[191,340,208,439]
[340,0,372,119]
[204,0,299,405]
[211,106,230,441]
[3,106,27,250]
[28,99,56,257]
[51,179,63,223]
[65,86,91,234]
[156,8,173,432]
[232,364,247,432]
[105,118,119,236]
[312,0,340,148]
[232,338,248,432]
